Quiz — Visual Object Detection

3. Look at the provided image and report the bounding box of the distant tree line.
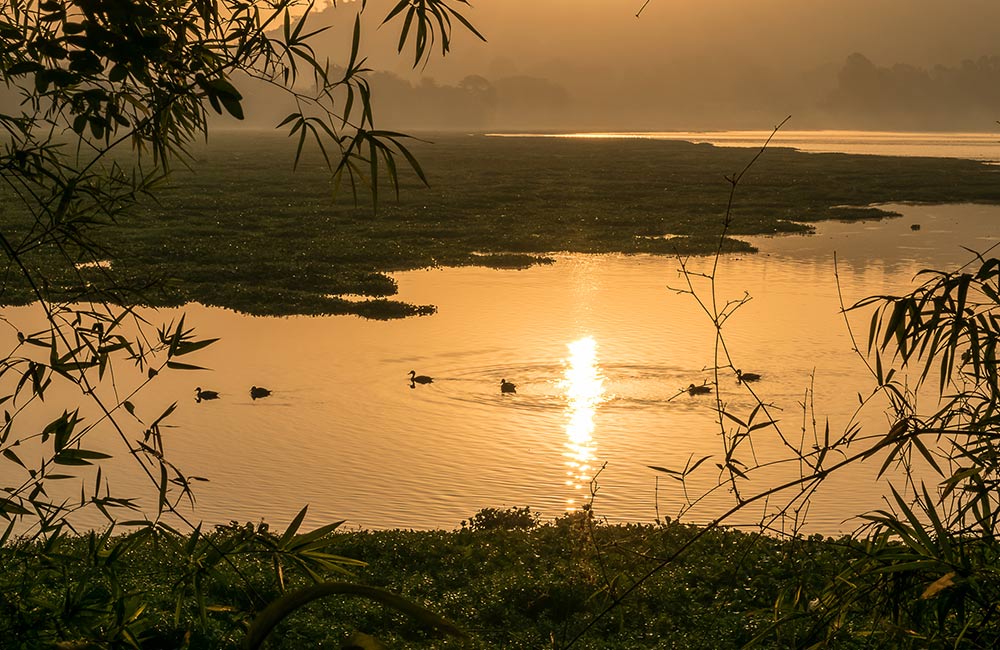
[231,49,1000,133]
[237,68,571,132]
[824,52,1000,130]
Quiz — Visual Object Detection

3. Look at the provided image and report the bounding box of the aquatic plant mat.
[4,132,999,317]
[0,519,854,648]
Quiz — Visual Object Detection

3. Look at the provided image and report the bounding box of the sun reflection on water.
[559,336,606,510]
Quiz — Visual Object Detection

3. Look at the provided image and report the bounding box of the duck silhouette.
[736,369,761,383]
[409,370,433,385]
[195,387,220,402]
[500,379,517,394]
[687,383,712,395]
[250,386,271,400]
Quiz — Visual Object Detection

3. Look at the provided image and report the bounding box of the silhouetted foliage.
[567,125,1000,649]
[0,0,480,646]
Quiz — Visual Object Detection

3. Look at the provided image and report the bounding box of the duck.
[687,383,712,395]
[736,369,761,383]
[408,370,433,384]
[195,387,220,402]
[250,386,271,400]
[500,379,517,394]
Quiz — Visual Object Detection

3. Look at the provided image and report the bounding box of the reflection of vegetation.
[5,132,1000,316]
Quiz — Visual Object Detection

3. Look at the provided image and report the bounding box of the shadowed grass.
[0,515,857,649]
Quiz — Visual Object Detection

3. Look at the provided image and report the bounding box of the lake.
[5,129,1000,537]
[168,202,997,536]
[6,201,996,537]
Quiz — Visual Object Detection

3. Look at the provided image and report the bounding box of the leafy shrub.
[462,506,541,532]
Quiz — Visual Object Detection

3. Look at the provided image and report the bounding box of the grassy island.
[4,132,1000,317]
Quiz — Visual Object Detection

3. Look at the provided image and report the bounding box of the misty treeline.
[201,50,1000,133]
[827,52,1000,130]
[236,68,569,132]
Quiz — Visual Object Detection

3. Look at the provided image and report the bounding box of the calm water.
[4,203,997,536]
[489,130,1000,162]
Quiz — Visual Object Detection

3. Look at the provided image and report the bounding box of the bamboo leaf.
[276,112,301,128]
[158,463,168,516]
[172,338,219,357]
[279,505,309,547]
[2,449,25,468]
[165,360,209,371]
[888,485,934,555]
[721,410,747,428]
[685,455,712,475]
[290,520,348,550]
[648,465,682,476]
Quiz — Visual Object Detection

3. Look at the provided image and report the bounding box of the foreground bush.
[0,508,863,649]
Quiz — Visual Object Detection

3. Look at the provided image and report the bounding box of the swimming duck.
[250,386,271,400]
[409,370,433,384]
[500,379,517,394]
[195,387,220,402]
[736,369,761,383]
[687,383,712,395]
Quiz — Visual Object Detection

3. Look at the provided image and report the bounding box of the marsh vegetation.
[4,132,1000,317]
[0,509,854,649]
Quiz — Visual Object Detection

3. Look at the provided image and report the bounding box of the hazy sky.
[296,0,1000,130]
[356,0,1000,79]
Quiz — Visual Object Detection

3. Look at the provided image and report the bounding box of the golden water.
[2,203,997,535]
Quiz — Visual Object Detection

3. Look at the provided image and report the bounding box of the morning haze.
[250,0,1000,132]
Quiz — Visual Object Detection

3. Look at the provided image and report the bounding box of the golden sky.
[278,0,1000,130]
